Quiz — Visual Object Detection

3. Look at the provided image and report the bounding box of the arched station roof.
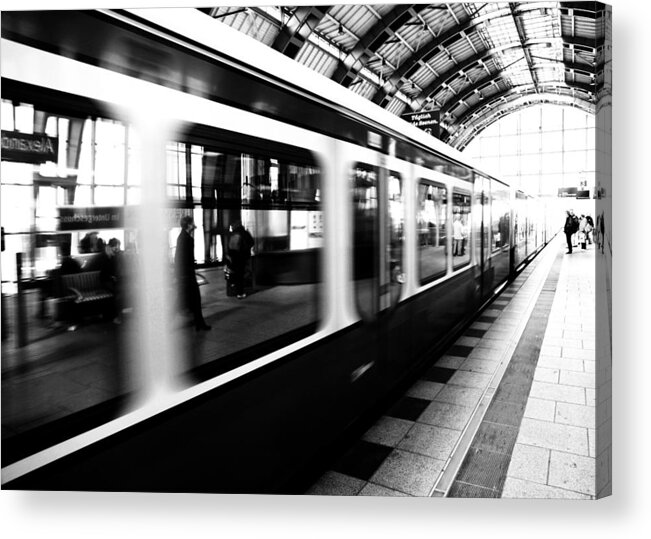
[199,2,608,149]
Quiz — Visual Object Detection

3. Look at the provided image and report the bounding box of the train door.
[490,179,511,287]
[351,156,407,381]
[513,191,527,269]
[351,161,405,319]
[473,175,491,300]
[525,196,533,256]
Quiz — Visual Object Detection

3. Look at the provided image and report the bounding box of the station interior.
[1,3,611,500]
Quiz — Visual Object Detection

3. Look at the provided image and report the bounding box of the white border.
[2,1,648,539]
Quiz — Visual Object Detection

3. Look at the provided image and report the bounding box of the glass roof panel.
[200,3,599,146]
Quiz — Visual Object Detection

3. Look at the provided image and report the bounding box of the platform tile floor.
[502,241,596,499]
[307,236,597,498]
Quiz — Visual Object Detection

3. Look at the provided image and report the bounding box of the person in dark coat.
[175,216,211,331]
[226,220,254,299]
[85,237,122,322]
[59,242,82,275]
[563,209,578,254]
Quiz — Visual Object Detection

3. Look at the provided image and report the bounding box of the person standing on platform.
[175,216,211,331]
[227,220,254,299]
[579,214,588,249]
[564,210,577,254]
[585,214,594,245]
[453,214,463,256]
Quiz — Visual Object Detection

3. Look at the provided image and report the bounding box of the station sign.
[59,206,125,230]
[1,130,58,164]
[557,187,578,197]
[401,110,441,138]
[58,206,194,230]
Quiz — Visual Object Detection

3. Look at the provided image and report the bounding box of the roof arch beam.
[509,2,540,93]
[331,4,428,87]
[457,81,594,121]
[401,39,566,111]
[444,83,594,143]
[448,93,594,150]
[370,6,514,105]
[271,5,331,59]
[440,73,512,116]
[439,60,596,119]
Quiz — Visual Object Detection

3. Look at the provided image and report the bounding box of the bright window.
[417,181,447,283]
[464,105,595,196]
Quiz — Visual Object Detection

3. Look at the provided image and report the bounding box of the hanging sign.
[59,207,124,230]
[1,130,58,164]
[557,187,578,197]
[58,206,194,230]
[401,110,441,138]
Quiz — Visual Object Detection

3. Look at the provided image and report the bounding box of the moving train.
[1,8,557,492]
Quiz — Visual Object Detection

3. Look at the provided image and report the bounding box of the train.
[1,8,558,492]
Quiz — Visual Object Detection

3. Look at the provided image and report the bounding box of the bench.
[60,271,114,321]
[62,271,113,303]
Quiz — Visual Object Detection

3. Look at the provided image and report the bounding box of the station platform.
[307,234,596,498]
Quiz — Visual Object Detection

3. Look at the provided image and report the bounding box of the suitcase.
[224,266,237,296]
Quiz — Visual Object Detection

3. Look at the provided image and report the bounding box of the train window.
[417,181,447,283]
[452,190,471,269]
[166,141,189,200]
[94,120,127,187]
[491,180,510,251]
[1,96,323,461]
[1,103,138,463]
[1,100,15,130]
[166,138,323,379]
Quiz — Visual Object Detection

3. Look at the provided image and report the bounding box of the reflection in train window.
[165,137,323,377]
[491,180,510,251]
[526,196,536,255]
[387,170,404,308]
[1,101,138,463]
[452,190,471,269]
[351,164,404,319]
[516,191,527,252]
[417,181,447,283]
[352,164,379,320]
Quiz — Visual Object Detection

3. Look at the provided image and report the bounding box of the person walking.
[175,216,211,331]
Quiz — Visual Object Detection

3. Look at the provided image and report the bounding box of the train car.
[1,8,554,492]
